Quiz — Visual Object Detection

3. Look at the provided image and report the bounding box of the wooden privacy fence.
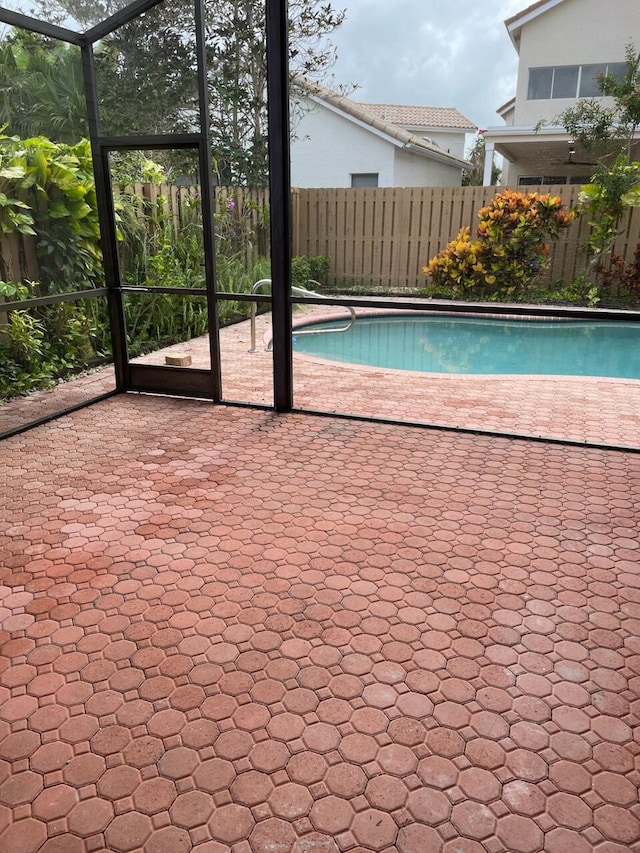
[4,183,640,293]
[0,183,270,289]
[291,185,640,291]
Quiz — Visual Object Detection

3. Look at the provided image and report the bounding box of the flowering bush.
[423,190,575,300]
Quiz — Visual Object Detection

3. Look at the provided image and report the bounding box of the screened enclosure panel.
[0,0,145,32]
[109,149,204,291]
[110,148,212,373]
[124,292,211,369]
[0,293,115,436]
[94,0,199,136]
[220,297,274,407]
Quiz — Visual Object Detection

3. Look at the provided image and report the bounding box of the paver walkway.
[1,396,639,852]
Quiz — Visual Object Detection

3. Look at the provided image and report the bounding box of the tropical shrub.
[291,254,330,288]
[0,279,111,401]
[0,133,103,293]
[577,157,640,272]
[423,190,575,301]
[596,242,640,305]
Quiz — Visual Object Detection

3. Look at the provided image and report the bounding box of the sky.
[2,0,523,139]
[327,0,526,135]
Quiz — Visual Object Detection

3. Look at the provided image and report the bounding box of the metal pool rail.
[248,280,356,352]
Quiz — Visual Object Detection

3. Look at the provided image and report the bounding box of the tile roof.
[298,80,471,167]
[359,103,477,130]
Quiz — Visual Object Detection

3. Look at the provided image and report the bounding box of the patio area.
[1,393,639,852]
[3,306,640,448]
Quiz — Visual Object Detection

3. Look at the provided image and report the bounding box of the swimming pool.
[291,315,640,379]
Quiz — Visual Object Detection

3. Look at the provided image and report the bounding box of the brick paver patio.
[2,307,640,448]
[1,394,639,852]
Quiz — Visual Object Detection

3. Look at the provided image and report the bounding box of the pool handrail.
[249,280,356,352]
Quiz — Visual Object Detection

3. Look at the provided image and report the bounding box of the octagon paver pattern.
[1,395,639,853]
[2,306,640,449]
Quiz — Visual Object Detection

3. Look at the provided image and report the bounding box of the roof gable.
[299,81,470,168]
[505,0,567,51]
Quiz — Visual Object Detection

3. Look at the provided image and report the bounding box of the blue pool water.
[291,315,640,378]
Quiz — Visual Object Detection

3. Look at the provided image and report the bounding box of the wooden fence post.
[3,182,640,295]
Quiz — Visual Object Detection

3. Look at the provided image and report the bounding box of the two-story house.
[290,81,476,188]
[482,0,640,186]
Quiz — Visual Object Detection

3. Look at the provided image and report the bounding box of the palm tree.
[0,32,88,143]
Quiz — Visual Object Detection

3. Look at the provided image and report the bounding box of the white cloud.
[328,0,525,131]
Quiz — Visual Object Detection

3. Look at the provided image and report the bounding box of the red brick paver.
[1,396,640,852]
[2,306,640,447]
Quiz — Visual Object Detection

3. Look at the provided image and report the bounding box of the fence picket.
[4,183,640,295]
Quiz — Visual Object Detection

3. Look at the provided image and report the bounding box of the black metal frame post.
[0,9,82,44]
[266,0,293,412]
[81,42,130,390]
[194,0,222,402]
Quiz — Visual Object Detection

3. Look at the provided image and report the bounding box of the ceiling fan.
[562,141,596,167]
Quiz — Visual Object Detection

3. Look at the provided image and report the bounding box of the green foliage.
[215,193,270,258]
[0,135,102,399]
[596,243,640,306]
[123,293,208,356]
[0,32,88,143]
[0,279,29,299]
[0,154,37,280]
[555,99,617,159]
[462,134,501,186]
[114,179,271,356]
[0,133,102,291]
[291,254,331,288]
[527,274,602,308]
[5,308,45,366]
[0,286,111,401]
[307,254,330,285]
[577,157,640,262]
[423,190,575,301]
[215,254,271,325]
[123,255,271,358]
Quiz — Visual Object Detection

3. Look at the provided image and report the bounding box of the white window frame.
[528,62,626,100]
[350,173,379,188]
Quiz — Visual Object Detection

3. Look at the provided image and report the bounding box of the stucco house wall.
[513,0,637,127]
[291,102,396,188]
[392,148,461,187]
[484,0,640,186]
[291,98,467,188]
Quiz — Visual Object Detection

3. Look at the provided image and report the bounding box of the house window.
[528,68,553,100]
[518,175,570,185]
[552,66,579,99]
[518,175,593,186]
[579,63,626,96]
[351,173,379,188]
[579,64,607,97]
[528,63,627,100]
